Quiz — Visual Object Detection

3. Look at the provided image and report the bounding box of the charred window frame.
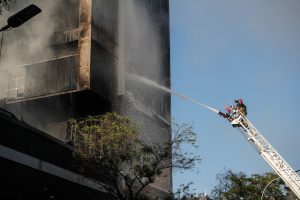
[7,68,25,101]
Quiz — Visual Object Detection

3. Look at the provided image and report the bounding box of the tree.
[211,169,297,200]
[70,112,201,200]
[172,182,200,200]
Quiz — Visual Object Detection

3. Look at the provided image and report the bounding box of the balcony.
[2,54,79,103]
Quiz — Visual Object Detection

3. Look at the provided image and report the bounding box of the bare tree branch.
[70,113,201,200]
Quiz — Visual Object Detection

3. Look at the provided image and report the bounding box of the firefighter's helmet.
[235,99,243,104]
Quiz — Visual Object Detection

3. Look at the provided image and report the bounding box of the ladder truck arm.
[222,108,300,199]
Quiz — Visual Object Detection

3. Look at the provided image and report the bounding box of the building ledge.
[0,144,107,193]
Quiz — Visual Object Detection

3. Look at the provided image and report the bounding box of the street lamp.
[0,4,41,58]
[260,177,280,200]
[0,4,41,32]
[261,170,300,200]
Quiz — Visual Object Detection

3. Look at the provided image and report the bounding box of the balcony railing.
[65,115,102,144]
[1,54,79,103]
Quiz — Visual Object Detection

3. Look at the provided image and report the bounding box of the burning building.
[0,0,171,198]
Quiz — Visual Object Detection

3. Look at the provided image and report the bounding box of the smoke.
[121,0,161,80]
[0,1,57,102]
[118,0,170,122]
[116,1,172,191]
[0,1,55,68]
[0,0,79,139]
[116,0,172,142]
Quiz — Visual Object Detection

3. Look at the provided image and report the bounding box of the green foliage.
[210,169,296,200]
[169,182,213,200]
[71,113,138,163]
[70,112,201,200]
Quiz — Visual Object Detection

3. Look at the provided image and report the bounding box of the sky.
[1,0,299,197]
[170,0,300,195]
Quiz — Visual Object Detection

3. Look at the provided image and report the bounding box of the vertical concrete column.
[78,0,92,89]
[117,0,125,96]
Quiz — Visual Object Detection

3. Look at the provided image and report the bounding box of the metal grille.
[65,116,102,143]
[4,55,78,103]
[7,68,26,101]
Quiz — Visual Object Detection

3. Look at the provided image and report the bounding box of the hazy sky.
[170,0,300,194]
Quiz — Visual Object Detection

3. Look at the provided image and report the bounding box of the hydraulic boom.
[222,108,300,198]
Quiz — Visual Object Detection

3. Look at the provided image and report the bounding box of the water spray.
[127,73,220,114]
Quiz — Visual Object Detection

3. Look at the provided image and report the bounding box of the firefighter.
[219,105,234,122]
[235,98,247,116]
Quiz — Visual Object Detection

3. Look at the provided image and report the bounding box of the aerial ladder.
[160,82,300,198]
[219,107,300,199]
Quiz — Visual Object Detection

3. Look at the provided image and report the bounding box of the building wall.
[89,0,171,192]
[116,0,171,193]
[91,0,119,100]
[78,0,92,89]
[90,0,170,121]
[121,0,171,121]
[0,0,172,195]
[0,111,117,200]
[0,0,81,103]
[1,0,170,122]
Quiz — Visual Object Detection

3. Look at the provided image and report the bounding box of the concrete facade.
[0,110,116,199]
[0,0,171,196]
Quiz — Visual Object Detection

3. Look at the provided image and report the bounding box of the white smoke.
[0,1,58,68]
[0,0,79,139]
